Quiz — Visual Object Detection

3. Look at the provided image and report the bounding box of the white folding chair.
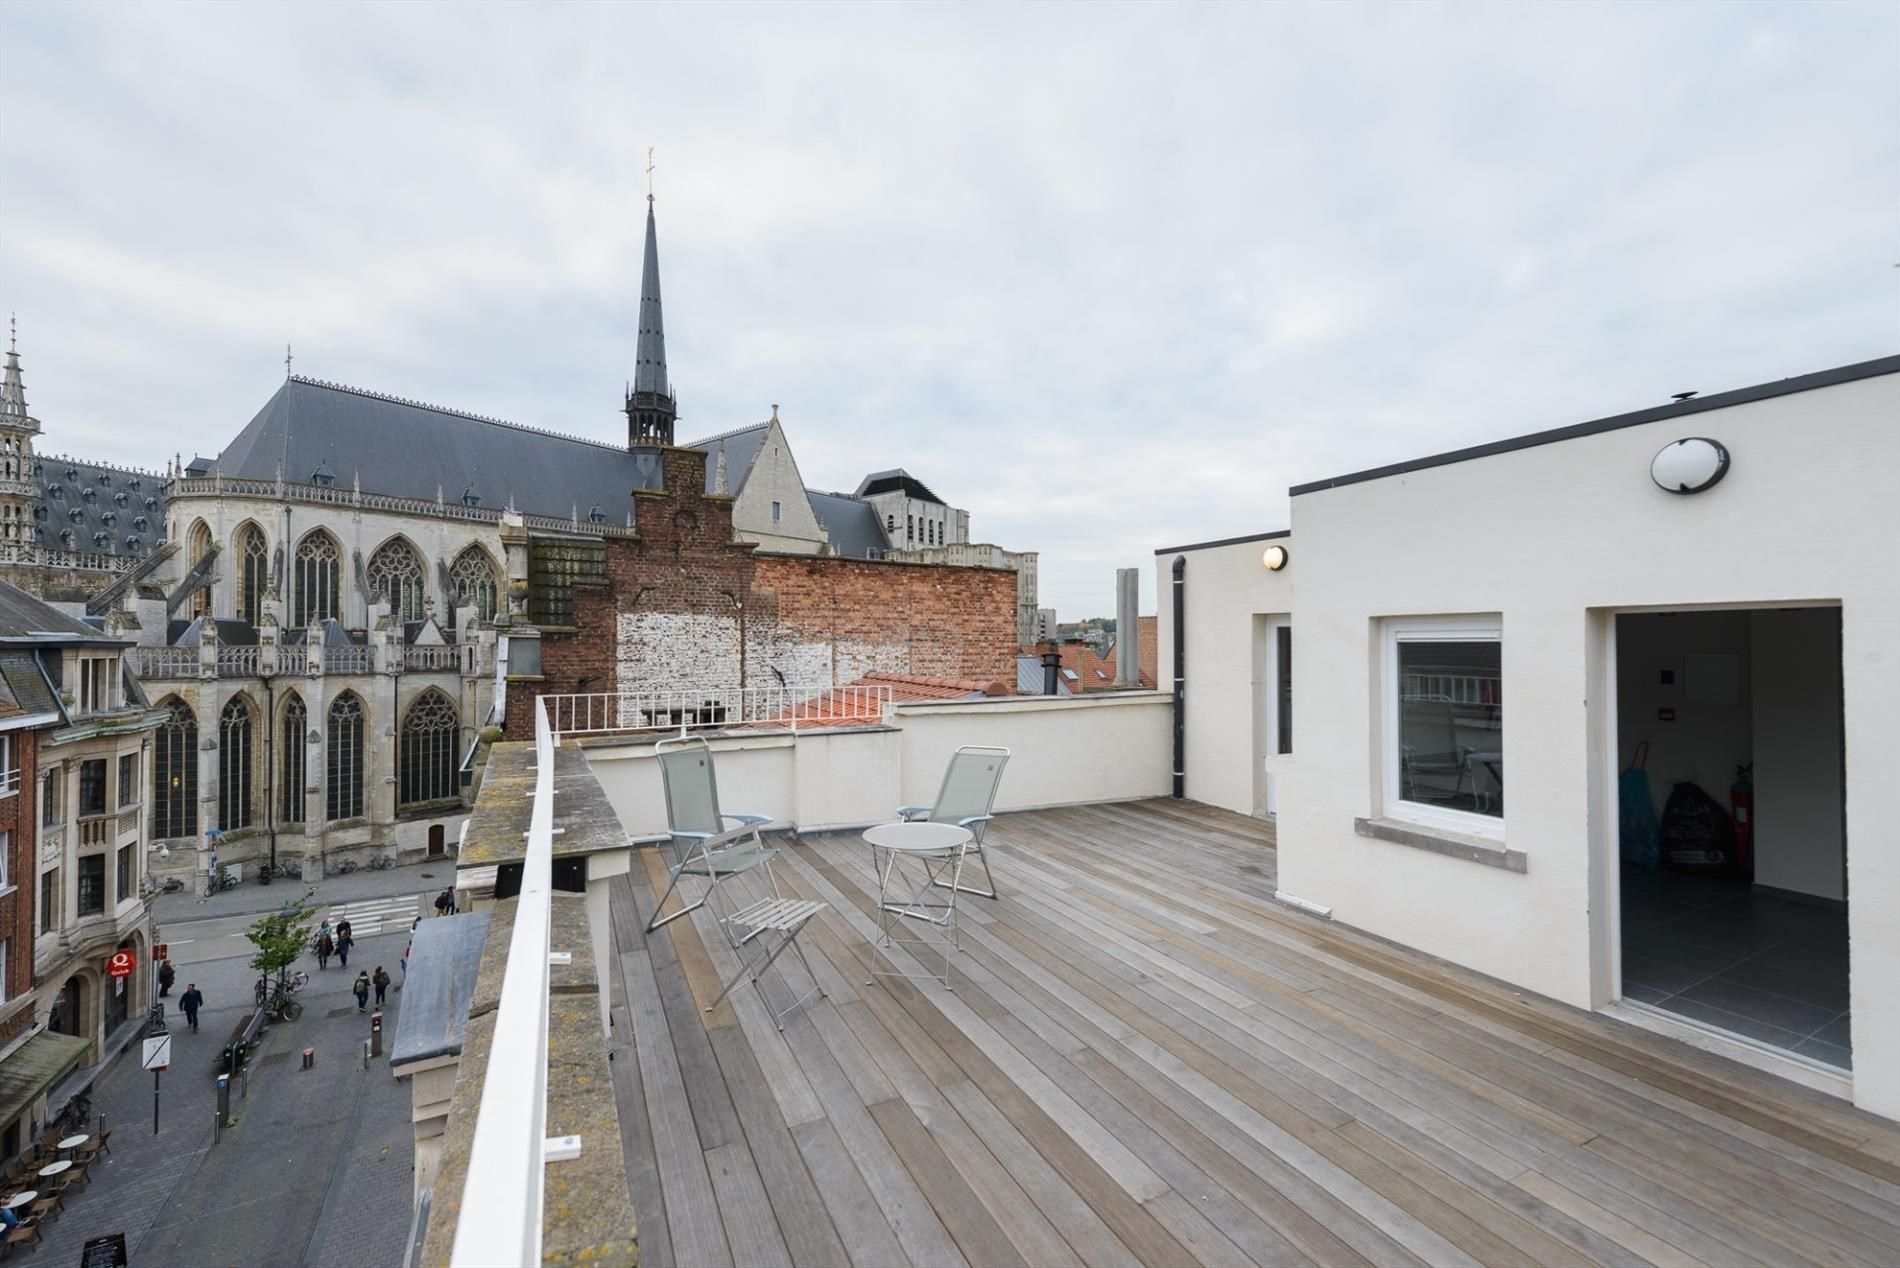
[896,745,1010,899]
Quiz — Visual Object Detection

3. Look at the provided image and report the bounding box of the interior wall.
[1615,611,1753,817]
[1750,607,1845,902]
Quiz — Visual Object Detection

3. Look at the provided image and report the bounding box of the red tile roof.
[750,672,1011,728]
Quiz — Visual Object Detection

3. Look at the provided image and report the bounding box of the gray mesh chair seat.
[895,745,1010,899]
[646,736,791,949]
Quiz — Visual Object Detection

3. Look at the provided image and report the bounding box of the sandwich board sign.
[142,1032,172,1072]
[82,1233,129,1267]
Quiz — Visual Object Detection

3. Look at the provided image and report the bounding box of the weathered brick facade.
[506,447,1017,737]
[0,728,38,1049]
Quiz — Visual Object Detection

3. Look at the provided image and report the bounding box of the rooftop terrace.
[605,798,1900,1268]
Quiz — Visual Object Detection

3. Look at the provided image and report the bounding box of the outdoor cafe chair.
[895,745,1010,899]
[645,736,786,949]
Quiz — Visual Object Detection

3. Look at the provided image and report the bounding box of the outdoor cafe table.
[862,820,974,989]
[2,1190,35,1210]
[35,1160,70,1179]
[56,1134,88,1156]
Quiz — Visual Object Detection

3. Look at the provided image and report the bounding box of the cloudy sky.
[3,2,1894,617]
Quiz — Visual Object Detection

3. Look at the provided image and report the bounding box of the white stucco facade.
[1159,358,1900,1121]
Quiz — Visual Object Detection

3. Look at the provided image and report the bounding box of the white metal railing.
[543,683,895,740]
[134,647,200,678]
[1400,673,1500,708]
[451,696,559,1266]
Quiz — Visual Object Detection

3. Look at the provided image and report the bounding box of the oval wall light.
[1651,437,1730,494]
[1262,544,1289,571]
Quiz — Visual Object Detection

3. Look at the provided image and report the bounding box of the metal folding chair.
[645,736,782,948]
[896,745,1010,899]
[704,895,829,1030]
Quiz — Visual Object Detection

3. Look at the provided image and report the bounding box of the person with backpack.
[335,926,354,969]
[315,929,335,970]
[433,886,456,916]
[372,965,391,1006]
[352,971,371,1013]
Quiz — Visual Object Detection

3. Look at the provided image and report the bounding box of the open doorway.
[1615,607,1849,1069]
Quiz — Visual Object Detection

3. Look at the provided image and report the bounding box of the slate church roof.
[33,456,168,557]
[806,491,890,559]
[212,377,650,521]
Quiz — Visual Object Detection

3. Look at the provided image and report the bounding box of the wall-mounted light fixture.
[1651,437,1730,494]
[1261,544,1290,571]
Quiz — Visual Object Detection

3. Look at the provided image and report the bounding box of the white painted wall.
[580,693,1172,843]
[1258,367,1899,1118]
[1750,607,1845,902]
[1153,537,1294,819]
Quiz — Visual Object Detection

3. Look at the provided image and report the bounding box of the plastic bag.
[1658,780,1734,872]
[1618,743,1660,868]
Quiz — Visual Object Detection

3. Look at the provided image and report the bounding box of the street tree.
[246,889,317,997]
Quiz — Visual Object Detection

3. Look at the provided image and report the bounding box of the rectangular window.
[0,939,8,1006]
[1274,622,1293,755]
[1385,618,1503,837]
[40,768,60,828]
[119,753,139,808]
[0,735,14,797]
[78,855,105,917]
[117,844,135,907]
[771,500,781,523]
[78,656,114,714]
[39,870,57,934]
[0,832,9,891]
[80,759,107,818]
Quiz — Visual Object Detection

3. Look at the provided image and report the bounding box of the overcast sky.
[2,2,1894,618]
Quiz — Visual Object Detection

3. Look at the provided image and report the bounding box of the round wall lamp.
[1261,544,1290,571]
[1651,437,1730,494]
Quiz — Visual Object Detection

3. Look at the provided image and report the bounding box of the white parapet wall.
[581,691,1172,840]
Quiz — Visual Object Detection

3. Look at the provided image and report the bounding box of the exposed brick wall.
[0,729,38,1046]
[505,446,1017,738]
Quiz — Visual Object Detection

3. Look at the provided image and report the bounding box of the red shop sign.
[106,951,136,980]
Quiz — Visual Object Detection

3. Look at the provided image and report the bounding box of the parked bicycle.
[207,870,239,895]
[256,970,309,1022]
[366,855,395,872]
[53,1091,92,1137]
[325,858,359,877]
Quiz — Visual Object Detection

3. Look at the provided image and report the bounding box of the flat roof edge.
[1289,354,1900,498]
[1153,528,1290,556]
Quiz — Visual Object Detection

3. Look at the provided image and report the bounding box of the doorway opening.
[428,824,446,857]
[1250,615,1292,819]
[1615,606,1848,1069]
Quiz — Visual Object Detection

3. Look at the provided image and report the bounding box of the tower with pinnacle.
[624,183,678,449]
[0,318,41,543]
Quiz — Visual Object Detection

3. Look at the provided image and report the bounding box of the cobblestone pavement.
[28,921,417,1268]
[150,855,457,925]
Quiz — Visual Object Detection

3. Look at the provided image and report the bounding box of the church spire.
[626,149,677,448]
[0,316,38,431]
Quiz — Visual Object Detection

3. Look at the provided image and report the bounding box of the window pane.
[1275,625,1293,755]
[80,760,107,818]
[78,855,105,916]
[1397,638,1502,818]
[119,753,139,807]
[117,844,134,905]
[40,870,56,933]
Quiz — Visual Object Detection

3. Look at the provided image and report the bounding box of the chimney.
[1041,644,1060,696]
[1115,568,1139,688]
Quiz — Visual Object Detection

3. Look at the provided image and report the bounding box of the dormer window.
[81,488,96,503]
[97,473,111,487]
[143,497,158,511]
[59,529,74,548]
[126,537,142,556]
[92,532,111,549]
[100,511,116,527]
[462,486,481,507]
[68,508,84,523]
[45,483,61,500]
[32,507,46,522]
[115,491,128,507]
[133,516,148,532]
[128,477,141,491]
[588,505,607,524]
[77,653,118,714]
[312,463,337,488]
[64,468,78,483]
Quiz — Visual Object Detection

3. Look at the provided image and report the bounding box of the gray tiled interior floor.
[1620,864,1850,1069]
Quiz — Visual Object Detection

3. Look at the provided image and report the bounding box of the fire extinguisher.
[1730,763,1754,878]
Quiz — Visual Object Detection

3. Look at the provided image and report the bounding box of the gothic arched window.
[280,693,306,825]
[294,530,341,627]
[367,538,427,621]
[188,520,213,619]
[449,546,499,622]
[152,700,198,839]
[236,523,269,627]
[218,696,254,831]
[398,690,458,808]
[327,693,365,821]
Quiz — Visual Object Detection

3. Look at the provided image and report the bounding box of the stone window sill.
[1354,817,1526,873]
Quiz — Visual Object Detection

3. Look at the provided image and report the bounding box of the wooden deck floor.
[604,799,1900,1268]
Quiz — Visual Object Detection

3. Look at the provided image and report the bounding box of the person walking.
[336,927,353,969]
[336,918,353,943]
[180,983,203,1032]
[372,965,391,1007]
[352,971,371,1013]
[433,886,456,917]
[158,959,176,997]
[315,929,334,970]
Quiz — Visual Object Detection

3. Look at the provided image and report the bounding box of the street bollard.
[214,1108,221,1145]
[362,1039,370,1069]
[370,1011,383,1059]
[216,1074,230,1123]
[241,1067,249,1099]
[302,1047,314,1071]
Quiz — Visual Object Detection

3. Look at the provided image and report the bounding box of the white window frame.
[0,734,15,798]
[0,939,8,1006]
[77,654,116,714]
[0,831,10,893]
[1382,615,1504,842]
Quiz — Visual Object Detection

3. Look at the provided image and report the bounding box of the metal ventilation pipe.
[1171,555,1186,799]
[1041,645,1060,696]
[1114,568,1139,688]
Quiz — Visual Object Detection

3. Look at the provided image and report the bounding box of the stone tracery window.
[188,520,213,619]
[280,693,306,824]
[398,690,458,808]
[327,693,365,821]
[152,699,197,839]
[294,530,341,627]
[219,695,254,831]
[237,523,269,627]
[449,546,499,622]
[368,538,427,622]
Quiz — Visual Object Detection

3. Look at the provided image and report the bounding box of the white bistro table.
[36,1160,70,1179]
[3,1190,35,1210]
[862,820,974,990]
[56,1134,88,1156]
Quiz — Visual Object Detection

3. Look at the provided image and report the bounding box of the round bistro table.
[861,820,974,990]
